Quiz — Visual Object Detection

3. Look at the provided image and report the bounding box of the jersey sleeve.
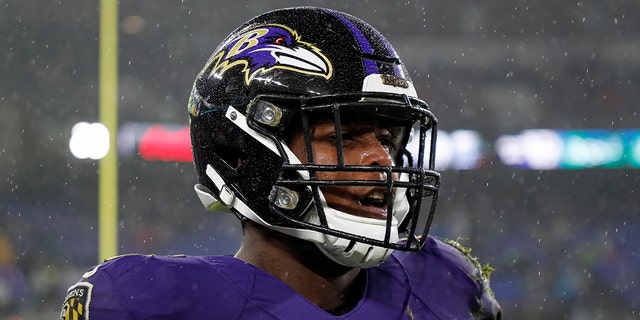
[60,254,251,320]
[60,256,144,320]
[393,237,502,319]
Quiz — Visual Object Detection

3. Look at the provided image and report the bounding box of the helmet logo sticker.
[204,24,334,85]
[380,74,409,88]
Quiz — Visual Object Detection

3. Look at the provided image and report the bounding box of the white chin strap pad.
[309,174,410,268]
[311,211,399,268]
[305,190,405,268]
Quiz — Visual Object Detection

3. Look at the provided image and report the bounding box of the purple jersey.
[60,237,501,319]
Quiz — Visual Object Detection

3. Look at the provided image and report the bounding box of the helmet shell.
[189,7,412,117]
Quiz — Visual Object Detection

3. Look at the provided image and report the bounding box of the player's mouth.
[357,189,390,220]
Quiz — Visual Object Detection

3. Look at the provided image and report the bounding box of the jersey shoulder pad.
[61,254,251,319]
[391,237,502,319]
[436,237,502,319]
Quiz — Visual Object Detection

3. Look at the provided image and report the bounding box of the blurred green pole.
[99,0,118,262]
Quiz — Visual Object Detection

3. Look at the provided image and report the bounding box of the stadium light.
[69,122,110,160]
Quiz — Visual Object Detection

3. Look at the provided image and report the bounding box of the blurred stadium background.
[1,0,638,318]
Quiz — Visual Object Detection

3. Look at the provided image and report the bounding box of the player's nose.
[358,133,393,168]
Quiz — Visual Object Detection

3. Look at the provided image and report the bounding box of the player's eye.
[376,129,398,153]
[340,130,355,141]
[378,137,396,153]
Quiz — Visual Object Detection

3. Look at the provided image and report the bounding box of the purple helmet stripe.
[325,10,380,75]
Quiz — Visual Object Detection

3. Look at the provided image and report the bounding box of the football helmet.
[189,7,440,268]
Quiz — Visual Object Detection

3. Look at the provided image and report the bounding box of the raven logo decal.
[204,24,333,85]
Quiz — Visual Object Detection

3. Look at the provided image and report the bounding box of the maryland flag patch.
[61,282,93,320]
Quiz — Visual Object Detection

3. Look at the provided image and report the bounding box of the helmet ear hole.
[215,144,247,169]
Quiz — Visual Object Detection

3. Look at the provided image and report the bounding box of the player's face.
[288,118,400,220]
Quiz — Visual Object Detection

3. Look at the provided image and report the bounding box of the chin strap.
[307,203,399,268]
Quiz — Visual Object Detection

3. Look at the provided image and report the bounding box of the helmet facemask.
[243,93,440,267]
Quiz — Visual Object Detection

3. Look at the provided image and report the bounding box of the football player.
[61,7,501,319]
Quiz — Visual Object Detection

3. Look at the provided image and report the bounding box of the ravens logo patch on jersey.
[60,282,93,320]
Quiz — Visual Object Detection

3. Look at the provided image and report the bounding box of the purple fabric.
[61,237,500,319]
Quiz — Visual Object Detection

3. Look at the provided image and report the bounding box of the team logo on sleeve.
[203,24,333,85]
[60,282,93,320]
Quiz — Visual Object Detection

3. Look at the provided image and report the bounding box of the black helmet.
[189,6,439,268]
